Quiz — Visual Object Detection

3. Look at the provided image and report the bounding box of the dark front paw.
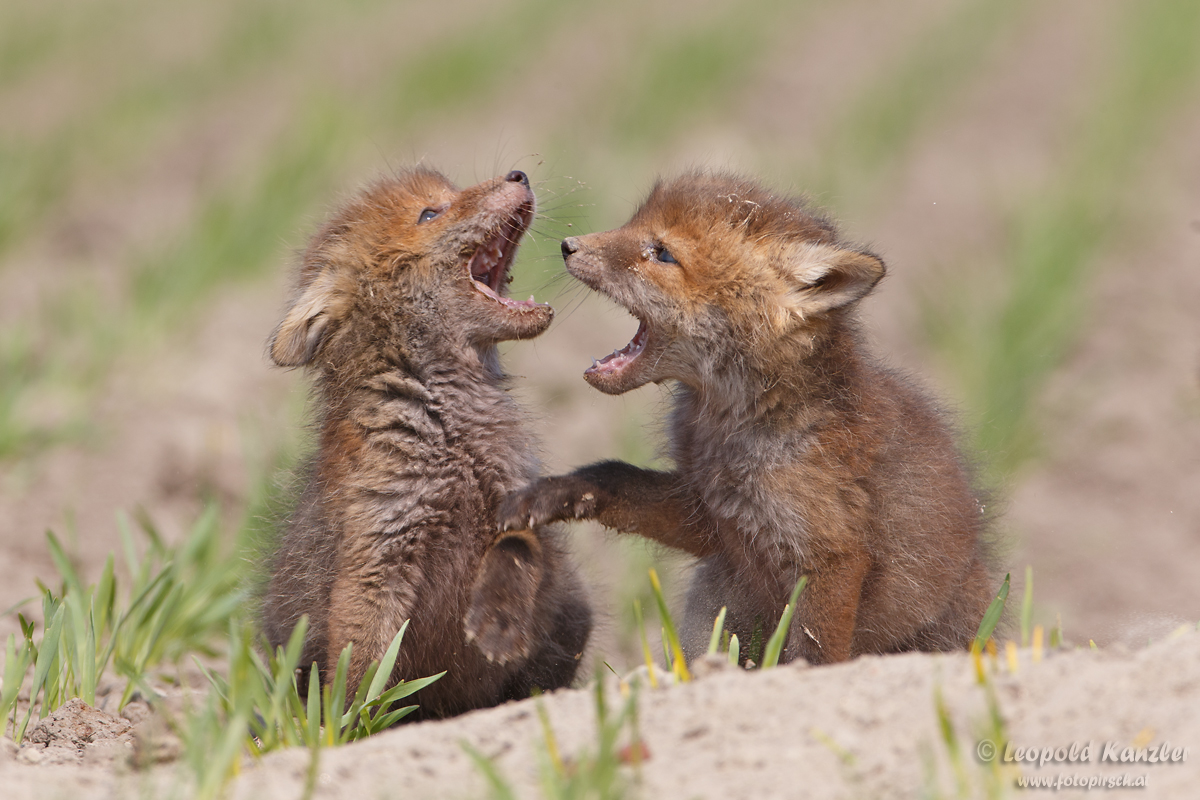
[497,476,601,531]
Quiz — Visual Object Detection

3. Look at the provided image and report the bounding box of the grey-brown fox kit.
[500,171,992,665]
[263,167,591,718]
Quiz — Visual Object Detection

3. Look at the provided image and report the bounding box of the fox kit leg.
[464,529,545,665]
[784,550,871,664]
[498,461,713,557]
[903,555,992,652]
[684,551,868,666]
[681,555,763,661]
[326,531,422,690]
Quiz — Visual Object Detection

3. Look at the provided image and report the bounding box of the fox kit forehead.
[633,172,838,246]
[341,167,457,225]
[381,166,458,204]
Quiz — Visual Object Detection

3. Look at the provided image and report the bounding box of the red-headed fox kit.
[501,171,993,665]
[263,168,591,718]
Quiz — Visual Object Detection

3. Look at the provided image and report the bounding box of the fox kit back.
[502,171,993,665]
[263,167,591,718]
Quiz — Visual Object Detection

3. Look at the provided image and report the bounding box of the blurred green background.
[2,0,1199,666]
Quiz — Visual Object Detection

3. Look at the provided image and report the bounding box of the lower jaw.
[490,308,554,342]
[583,366,644,395]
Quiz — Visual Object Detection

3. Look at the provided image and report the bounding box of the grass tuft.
[185,616,441,796]
[2,506,246,742]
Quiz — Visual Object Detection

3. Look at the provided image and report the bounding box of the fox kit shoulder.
[263,168,590,719]
[502,171,993,665]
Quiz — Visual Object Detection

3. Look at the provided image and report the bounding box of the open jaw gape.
[559,238,673,396]
[467,199,540,310]
[586,313,649,383]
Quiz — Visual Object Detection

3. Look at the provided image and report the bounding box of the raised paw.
[464,531,544,665]
[497,476,601,532]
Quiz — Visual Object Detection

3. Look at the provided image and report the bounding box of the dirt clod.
[25,698,134,756]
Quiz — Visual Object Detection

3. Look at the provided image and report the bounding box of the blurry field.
[2,0,1199,677]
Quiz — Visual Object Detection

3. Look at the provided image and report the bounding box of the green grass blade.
[44,530,81,595]
[974,572,1011,651]
[763,576,808,669]
[365,620,409,703]
[648,569,689,682]
[196,709,250,800]
[371,671,444,707]
[707,607,727,655]
[271,617,309,710]
[305,663,321,748]
[81,602,97,705]
[1049,614,1063,650]
[92,556,116,638]
[463,741,519,800]
[1,597,34,620]
[933,684,970,797]
[17,603,65,742]
[728,634,740,667]
[1020,565,1034,648]
[1,634,33,734]
[194,656,232,705]
[632,598,658,688]
[373,704,419,727]
[327,644,351,744]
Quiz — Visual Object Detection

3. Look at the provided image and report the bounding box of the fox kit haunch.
[501,171,993,665]
[263,167,591,718]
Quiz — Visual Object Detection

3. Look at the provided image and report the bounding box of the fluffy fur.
[263,167,591,718]
[500,171,993,665]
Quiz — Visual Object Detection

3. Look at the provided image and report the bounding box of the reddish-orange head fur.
[270,167,551,377]
[563,172,884,395]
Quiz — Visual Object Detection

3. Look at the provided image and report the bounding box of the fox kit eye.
[417,207,442,224]
[655,246,678,264]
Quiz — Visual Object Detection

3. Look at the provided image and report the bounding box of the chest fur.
[332,372,540,538]
[671,399,817,554]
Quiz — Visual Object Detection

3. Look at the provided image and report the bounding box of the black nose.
[505,170,529,186]
[561,237,579,259]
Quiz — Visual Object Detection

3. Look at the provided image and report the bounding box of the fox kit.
[500,172,992,665]
[263,167,591,718]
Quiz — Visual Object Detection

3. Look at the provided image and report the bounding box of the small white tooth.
[528,295,535,303]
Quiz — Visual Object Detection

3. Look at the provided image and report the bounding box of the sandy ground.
[3,629,1199,798]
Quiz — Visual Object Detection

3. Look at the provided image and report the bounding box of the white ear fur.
[269,270,345,367]
[779,242,885,322]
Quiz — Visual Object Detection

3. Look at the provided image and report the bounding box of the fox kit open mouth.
[559,240,665,394]
[468,199,542,311]
[586,316,649,379]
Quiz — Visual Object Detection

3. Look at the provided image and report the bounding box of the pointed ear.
[269,270,345,367]
[779,243,885,321]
